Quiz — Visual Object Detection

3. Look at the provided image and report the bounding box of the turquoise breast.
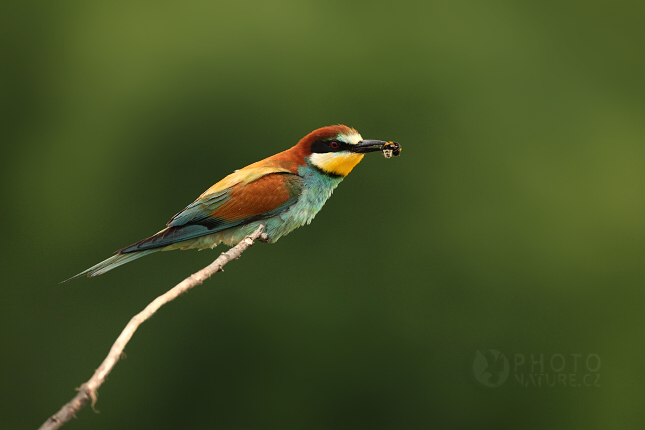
[264,162,343,241]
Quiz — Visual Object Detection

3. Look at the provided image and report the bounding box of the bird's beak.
[351,140,394,153]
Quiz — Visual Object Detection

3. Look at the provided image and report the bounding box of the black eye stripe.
[311,140,350,153]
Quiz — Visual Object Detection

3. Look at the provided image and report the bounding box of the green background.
[3,1,645,429]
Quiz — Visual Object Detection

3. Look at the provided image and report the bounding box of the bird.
[65,125,400,281]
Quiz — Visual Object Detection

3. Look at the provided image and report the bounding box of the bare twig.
[38,225,267,430]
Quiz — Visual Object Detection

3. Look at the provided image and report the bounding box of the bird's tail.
[61,249,159,283]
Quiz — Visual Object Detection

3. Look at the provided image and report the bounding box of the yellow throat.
[309,152,365,177]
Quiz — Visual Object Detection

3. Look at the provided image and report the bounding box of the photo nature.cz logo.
[472,349,601,388]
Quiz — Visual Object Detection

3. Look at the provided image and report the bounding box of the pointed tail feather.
[61,249,159,283]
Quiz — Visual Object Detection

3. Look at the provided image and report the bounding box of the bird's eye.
[330,141,339,149]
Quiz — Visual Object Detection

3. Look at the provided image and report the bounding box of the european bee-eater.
[66,125,400,281]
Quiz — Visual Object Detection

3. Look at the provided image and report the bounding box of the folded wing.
[117,170,302,253]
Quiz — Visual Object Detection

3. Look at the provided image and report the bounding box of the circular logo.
[472,349,510,388]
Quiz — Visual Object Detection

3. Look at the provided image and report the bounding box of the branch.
[38,225,267,430]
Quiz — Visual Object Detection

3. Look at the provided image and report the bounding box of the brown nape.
[295,124,358,154]
[240,125,359,174]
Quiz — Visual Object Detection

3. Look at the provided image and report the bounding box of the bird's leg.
[257,233,271,243]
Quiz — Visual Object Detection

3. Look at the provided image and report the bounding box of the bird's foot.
[257,233,271,243]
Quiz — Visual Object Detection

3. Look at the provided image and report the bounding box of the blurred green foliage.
[2,1,645,429]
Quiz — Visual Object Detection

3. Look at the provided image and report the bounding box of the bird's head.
[297,125,394,177]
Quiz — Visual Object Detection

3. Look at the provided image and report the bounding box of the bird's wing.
[117,167,302,253]
[167,165,294,227]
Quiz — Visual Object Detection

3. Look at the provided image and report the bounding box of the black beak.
[351,140,391,153]
[351,140,402,156]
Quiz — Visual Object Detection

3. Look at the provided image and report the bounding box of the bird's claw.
[257,233,271,243]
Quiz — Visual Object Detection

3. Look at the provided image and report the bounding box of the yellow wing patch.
[199,166,292,198]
